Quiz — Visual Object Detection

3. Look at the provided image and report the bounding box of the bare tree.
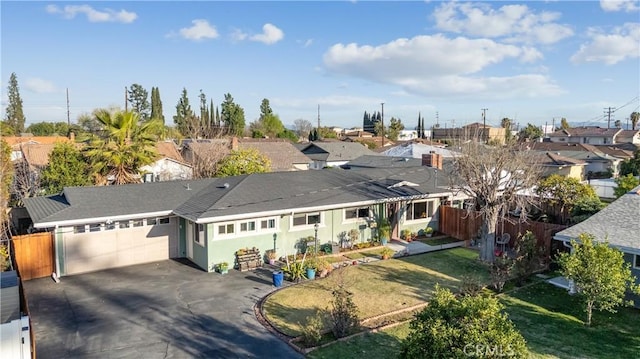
[293,118,313,139]
[190,141,231,179]
[449,140,542,262]
[11,160,41,207]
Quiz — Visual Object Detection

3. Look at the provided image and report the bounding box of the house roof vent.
[224,183,230,188]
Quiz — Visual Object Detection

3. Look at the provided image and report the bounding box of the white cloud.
[249,23,284,45]
[600,0,640,12]
[24,78,57,93]
[230,28,248,42]
[433,2,573,44]
[178,20,219,41]
[571,23,640,65]
[323,34,562,99]
[45,4,137,23]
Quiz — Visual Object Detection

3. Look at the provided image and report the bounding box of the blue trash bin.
[273,271,284,287]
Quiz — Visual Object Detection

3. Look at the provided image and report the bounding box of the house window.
[406,200,435,221]
[132,219,143,227]
[89,223,101,232]
[146,217,157,226]
[105,222,116,231]
[344,207,370,220]
[74,225,85,234]
[634,255,640,269]
[261,218,276,230]
[119,221,130,229]
[195,223,205,245]
[158,217,170,225]
[218,223,235,235]
[293,212,321,226]
[240,221,256,232]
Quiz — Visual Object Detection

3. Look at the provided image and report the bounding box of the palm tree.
[631,111,639,131]
[85,110,162,185]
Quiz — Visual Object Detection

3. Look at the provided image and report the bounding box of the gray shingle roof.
[301,142,379,162]
[555,185,640,254]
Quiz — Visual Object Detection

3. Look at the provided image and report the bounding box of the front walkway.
[387,236,465,257]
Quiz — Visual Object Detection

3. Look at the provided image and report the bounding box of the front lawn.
[418,236,462,246]
[308,282,640,359]
[263,248,489,337]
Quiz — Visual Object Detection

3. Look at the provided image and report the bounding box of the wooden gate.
[11,232,54,280]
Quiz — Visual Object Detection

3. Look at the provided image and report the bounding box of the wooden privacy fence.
[438,206,567,253]
[11,232,54,280]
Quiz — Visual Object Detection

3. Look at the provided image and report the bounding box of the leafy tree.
[293,118,313,139]
[317,126,338,139]
[77,111,103,135]
[150,86,165,124]
[216,148,270,177]
[26,122,71,136]
[560,117,570,130]
[619,150,640,176]
[387,117,404,141]
[399,285,527,358]
[277,128,298,142]
[518,123,543,141]
[570,196,605,224]
[452,141,542,262]
[614,174,640,198]
[630,111,639,131]
[127,84,150,121]
[40,142,92,194]
[221,93,246,136]
[0,121,15,136]
[0,140,13,240]
[84,110,161,185]
[536,174,597,223]
[557,233,640,326]
[614,119,622,129]
[5,72,26,133]
[252,113,284,138]
[513,231,546,284]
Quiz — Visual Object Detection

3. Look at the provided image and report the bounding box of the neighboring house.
[180,137,311,172]
[547,127,640,145]
[140,141,193,182]
[432,123,506,145]
[299,141,381,169]
[526,142,626,177]
[344,136,395,149]
[6,135,73,162]
[553,185,640,307]
[23,163,456,276]
[530,152,587,180]
[382,142,457,159]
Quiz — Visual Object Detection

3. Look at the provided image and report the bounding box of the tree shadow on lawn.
[502,282,640,359]
[307,323,409,359]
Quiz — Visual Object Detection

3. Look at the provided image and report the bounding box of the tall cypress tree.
[5,72,26,133]
[417,112,422,139]
[150,87,165,125]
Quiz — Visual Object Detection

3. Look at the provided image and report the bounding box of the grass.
[418,236,462,246]
[343,247,387,260]
[262,248,489,337]
[308,281,640,359]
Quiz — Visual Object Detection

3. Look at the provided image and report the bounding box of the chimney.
[231,136,238,150]
[422,152,443,170]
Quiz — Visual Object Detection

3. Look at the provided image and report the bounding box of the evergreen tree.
[150,87,165,124]
[40,142,92,194]
[127,84,150,121]
[416,113,422,139]
[560,117,570,130]
[173,88,194,136]
[221,93,246,136]
[388,117,404,141]
[259,98,273,120]
[421,116,425,138]
[5,72,26,133]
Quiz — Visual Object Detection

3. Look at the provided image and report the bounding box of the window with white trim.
[406,200,436,221]
[293,212,321,227]
[132,219,143,227]
[218,223,235,235]
[119,221,130,229]
[240,220,256,232]
[344,207,370,221]
[74,225,85,234]
[146,217,157,226]
[105,222,116,230]
[159,217,170,224]
[261,218,276,230]
[194,223,205,245]
[89,223,101,232]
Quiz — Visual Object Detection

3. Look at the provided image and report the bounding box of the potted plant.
[380,247,394,260]
[378,219,391,246]
[217,262,229,274]
[265,249,277,265]
[305,259,317,280]
[425,226,434,238]
[401,229,412,241]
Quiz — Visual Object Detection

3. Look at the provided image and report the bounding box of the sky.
[1,0,639,131]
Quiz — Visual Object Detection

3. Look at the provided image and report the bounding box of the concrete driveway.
[23,259,303,359]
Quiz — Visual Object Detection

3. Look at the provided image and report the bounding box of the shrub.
[300,310,325,347]
[491,255,514,293]
[513,231,546,285]
[329,287,359,338]
[460,275,483,296]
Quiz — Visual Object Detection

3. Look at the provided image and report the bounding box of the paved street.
[23,259,302,359]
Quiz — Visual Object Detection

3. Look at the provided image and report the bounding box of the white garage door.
[63,219,179,275]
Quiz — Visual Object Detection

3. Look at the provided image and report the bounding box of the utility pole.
[317,104,320,130]
[435,111,439,128]
[66,88,70,128]
[381,102,385,147]
[124,86,128,112]
[604,107,615,128]
[552,117,556,131]
[481,108,488,142]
